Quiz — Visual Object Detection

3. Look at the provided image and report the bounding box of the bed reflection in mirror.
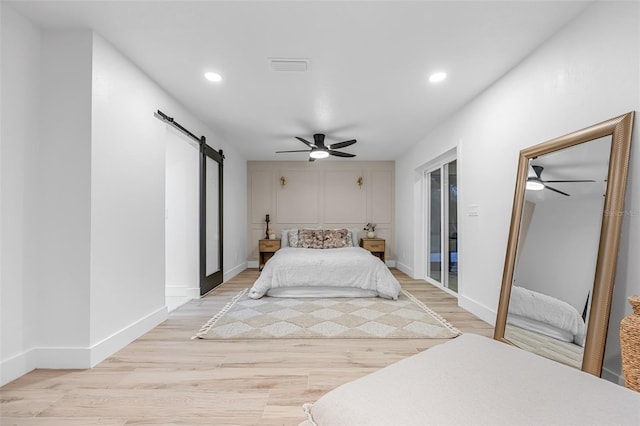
[505,136,611,369]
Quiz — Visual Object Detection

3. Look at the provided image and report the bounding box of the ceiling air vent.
[269,58,309,72]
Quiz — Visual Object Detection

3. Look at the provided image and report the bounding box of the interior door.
[200,143,223,296]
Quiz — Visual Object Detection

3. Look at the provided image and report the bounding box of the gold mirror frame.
[494,111,635,377]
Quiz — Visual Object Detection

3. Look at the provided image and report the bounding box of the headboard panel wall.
[247,161,395,263]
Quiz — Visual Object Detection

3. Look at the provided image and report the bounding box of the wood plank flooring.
[1,269,493,425]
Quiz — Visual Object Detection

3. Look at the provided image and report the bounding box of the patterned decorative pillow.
[323,228,350,249]
[299,229,324,249]
[287,229,300,248]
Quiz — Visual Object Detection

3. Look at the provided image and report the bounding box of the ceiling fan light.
[310,150,329,159]
[429,72,447,83]
[526,180,545,191]
[204,72,222,82]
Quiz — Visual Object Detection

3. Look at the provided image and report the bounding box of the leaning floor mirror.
[494,111,635,377]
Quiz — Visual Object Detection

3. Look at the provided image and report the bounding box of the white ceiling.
[8,0,593,161]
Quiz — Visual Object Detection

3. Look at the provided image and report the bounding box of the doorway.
[425,156,458,293]
[159,110,223,305]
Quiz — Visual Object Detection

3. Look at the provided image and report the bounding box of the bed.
[300,333,640,426]
[508,285,586,346]
[249,228,401,300]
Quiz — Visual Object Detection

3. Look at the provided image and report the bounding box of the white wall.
[37,29,94,359]
[89,34,169,356]
[165,132,200,298]
[515,197,603,312]
[1,21,95,382]
[0,5,247,385]
[90,32,247,357]
[90,33,248,361]
[1,4,43,384]
[246,161,394,263]
[223,146,249,280]
[396,0,639,382]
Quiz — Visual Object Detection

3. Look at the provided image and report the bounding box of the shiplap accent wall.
[247,161,395,263]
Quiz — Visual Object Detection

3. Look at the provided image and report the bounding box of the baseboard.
[351,259,494,327]
[395,261,414,278]
[458,294,496,326]
[247,260,259,269]
[0,348,37,387]
[89,306,167,367]
[385,260,396,268]
[36,346,92,369]
[602,366,625,386]
[1,344,94,387]
[166,284,200,298]
[224,261,247,282]
[1,306,168,386]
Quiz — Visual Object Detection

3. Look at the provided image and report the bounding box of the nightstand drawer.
[259,239,281,271]
[362,240,385,252]
[360,238,386,263]
[259,239,281,252]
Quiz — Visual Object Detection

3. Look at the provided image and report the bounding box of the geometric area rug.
[192,288,462,340]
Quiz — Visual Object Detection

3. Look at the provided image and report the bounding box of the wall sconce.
[357,177,363,188]
[280,176,286,187]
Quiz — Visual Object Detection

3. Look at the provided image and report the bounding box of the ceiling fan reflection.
[526,165,595,196]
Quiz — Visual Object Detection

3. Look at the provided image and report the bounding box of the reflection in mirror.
[494,112,635,377]
[505,137,611,369]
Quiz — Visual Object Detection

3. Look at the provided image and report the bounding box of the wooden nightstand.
[360,238,385,263]
[259,239,281,270]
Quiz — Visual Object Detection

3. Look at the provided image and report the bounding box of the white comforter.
[249,247,401,299]
[508,285,586,340]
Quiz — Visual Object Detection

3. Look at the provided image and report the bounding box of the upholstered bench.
[300,334,640,425]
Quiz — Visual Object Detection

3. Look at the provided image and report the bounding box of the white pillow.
[280,228,297,248]
[350,227,361,247]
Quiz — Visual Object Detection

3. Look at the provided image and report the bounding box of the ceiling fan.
[276,133,356,161]
[527,165,595,196]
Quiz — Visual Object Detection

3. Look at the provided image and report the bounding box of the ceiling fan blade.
[329,150,356,158]
[544,179,596,183]
[329,139,356,150]
[544,185,570,196]
[276,149,312,153]
[295,137,316,148]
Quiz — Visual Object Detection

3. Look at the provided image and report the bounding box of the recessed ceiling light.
[204,72,222,82]
[429,72,447,83]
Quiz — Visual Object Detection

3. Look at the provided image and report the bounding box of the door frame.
[424,159,457,292]
[414,147,458,296]
[154,110,224,297]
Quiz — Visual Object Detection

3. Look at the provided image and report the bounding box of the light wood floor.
[1,269,493,425]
